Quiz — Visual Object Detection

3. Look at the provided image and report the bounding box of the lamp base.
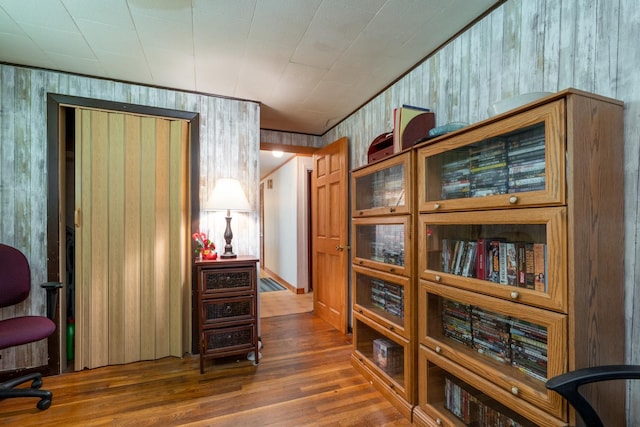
[221,214,237,259]
[220,252,237,259]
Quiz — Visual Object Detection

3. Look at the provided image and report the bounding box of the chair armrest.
[40,282,63,320]
[546,365,640,427]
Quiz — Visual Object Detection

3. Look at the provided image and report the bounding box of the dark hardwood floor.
[1,312,411,426]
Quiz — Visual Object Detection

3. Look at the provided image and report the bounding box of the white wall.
[262,156,312,292]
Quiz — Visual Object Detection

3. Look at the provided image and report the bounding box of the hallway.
[259,269,313,318]
[260,289,313,318]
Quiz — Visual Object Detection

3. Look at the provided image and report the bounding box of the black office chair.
[0,243,62,410]
[546,364,640,427]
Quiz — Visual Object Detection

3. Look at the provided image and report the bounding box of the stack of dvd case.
[442,299,473,346]
[384,282,404,318]
[370,279,404,319]
[440,299,549,383]
[471,307,511,363]
[370,279,387,310]
[440,150,470,199]
[509,318,548,382]
[444,375,535,426]
[468,139,508,197]
[506,125,546,193]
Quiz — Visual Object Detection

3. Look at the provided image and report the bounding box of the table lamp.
[207,178,250,259]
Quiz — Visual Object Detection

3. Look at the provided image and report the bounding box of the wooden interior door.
[74,109,190,370]
[311,137,349,333]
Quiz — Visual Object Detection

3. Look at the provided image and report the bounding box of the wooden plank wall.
[321,0,640,423]
[260,129,321,148]
[0,64,260,371]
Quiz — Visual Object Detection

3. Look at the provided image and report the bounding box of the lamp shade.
[206,178,250,212]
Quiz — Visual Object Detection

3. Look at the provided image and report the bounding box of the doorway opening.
[258,142,316,317]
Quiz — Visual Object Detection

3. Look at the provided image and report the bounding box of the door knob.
[336,245,351,251]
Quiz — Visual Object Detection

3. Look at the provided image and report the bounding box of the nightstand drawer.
[202,295,255,326]
[200,266,255,295]
[202,323,256,355]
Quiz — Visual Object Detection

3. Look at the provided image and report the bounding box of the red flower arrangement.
[193,231,217,260]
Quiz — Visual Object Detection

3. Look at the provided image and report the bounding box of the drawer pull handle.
[389,207,396,213]
[433,203,440,210]
[389,267,395,272]
[388,325,394,331]
[509,196,518,204]
[436,418,443,426]
[510,291,519,299]
[511,386,519,395]
[435,275,441,282]
[435,346,442,353]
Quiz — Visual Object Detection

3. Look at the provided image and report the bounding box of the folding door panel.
[75,109,188,370]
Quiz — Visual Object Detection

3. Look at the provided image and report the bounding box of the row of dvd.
[438,128,546,199]
[444,376,535,427]
[370,279,404,318]
[367,166,405,208]
[441,299,548,382]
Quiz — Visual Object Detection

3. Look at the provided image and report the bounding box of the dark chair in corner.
[0,243,62,410]
[546,365,640,427]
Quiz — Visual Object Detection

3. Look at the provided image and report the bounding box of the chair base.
[0,372,52,410]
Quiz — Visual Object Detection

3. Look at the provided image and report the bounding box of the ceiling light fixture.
[272,150,283,158]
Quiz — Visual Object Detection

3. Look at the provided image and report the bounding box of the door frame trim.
[46,93,201,373]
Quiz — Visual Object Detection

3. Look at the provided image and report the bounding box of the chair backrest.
[546,364,640,427]
[0,243,31,308]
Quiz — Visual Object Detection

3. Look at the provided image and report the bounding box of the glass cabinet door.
[353,313,411,401]
[353,265,411,338]
[418,281,567,419]
[353,216,412,276]
[417,348,565,427]
[352,152,412,216]
[417,100,565,213]
[418,207,566,313]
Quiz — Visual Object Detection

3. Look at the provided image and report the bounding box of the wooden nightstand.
[195,256,259,373]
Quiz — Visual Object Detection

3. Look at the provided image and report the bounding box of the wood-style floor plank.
[259,289,313,318]
[1,313,411,426]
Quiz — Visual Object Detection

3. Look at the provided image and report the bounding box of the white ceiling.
[0,0,499,136]
[259,150,296,179]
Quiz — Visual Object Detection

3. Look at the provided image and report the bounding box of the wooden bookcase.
[350,152,417,420]
[411,89,625,427]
